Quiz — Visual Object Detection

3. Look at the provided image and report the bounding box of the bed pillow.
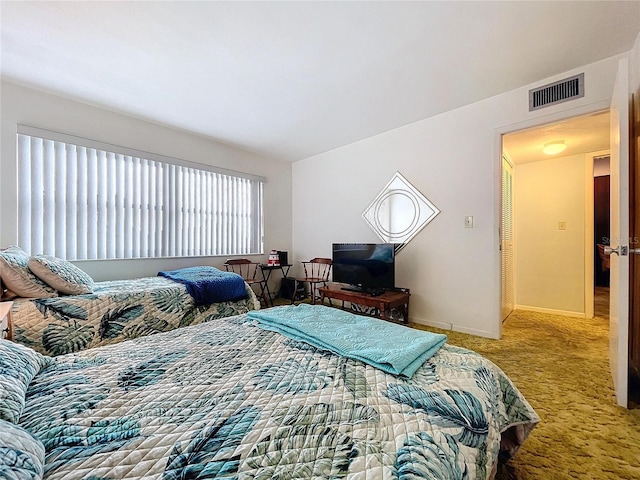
[0,419,46,479]
[0,340,52,424]
[0,247,57,299]
[29,255,94,295]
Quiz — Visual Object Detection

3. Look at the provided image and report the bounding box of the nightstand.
[0,301,13,340]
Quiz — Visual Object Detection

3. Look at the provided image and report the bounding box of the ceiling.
[503,110,611,165]
[1,1,639,162]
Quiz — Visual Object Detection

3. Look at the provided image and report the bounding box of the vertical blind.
[17,127,264,260]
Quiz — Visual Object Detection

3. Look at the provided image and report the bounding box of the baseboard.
[514,305,586,318]
[410,316,497,339]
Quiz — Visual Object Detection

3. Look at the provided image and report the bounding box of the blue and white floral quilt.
[16,307,538,479]
[10,276,260,356]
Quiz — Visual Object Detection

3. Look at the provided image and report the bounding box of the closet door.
[501,155,515,321]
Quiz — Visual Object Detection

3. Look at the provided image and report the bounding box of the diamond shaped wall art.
[362,172,440,252]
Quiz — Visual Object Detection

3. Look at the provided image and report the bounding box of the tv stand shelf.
[319,286,410,323]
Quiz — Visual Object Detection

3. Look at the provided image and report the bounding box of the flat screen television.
[332,243,395,295]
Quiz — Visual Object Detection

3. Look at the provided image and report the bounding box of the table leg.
[257,282,269,308]
[262,269,274,307]
[379,303,387,320]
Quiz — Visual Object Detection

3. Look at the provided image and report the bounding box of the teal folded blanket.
[248,304,447,378]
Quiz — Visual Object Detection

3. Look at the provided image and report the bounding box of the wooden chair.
[224,259,268,306]
[293,258,332,304]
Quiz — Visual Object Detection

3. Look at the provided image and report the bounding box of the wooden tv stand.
[318,286,410,323]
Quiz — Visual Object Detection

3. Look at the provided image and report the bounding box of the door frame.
[494,100,611,338]
[630,91,640,400]
[500,128,602,320]
[584,152,596,320]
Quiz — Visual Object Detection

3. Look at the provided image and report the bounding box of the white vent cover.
[529,73,584,111]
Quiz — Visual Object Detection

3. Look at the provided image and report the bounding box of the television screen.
[332,243,395,293]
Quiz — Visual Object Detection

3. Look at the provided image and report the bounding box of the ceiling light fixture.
[543,141,567,155]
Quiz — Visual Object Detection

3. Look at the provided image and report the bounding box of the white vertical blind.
[17,127,265,260]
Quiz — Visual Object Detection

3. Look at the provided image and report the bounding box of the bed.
[0,247,262,356]
[8,275,260,356]
[1,304,539,480]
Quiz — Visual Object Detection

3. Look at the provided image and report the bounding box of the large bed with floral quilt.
[0,303,539,480]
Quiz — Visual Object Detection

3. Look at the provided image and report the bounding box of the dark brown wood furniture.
[259,263,292,306]
[319,286,410,323]
[293,258,332,304]
[224,259,268,307]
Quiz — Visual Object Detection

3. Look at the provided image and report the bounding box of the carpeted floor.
[410,287,640,480]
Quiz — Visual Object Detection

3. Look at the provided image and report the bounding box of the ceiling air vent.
[529,73,584,111]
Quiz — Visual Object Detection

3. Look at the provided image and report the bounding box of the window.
[17,126,264,260]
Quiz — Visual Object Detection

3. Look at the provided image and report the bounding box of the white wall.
[0,81,292,283]
[594,156,611,177]
[513,154,586,315]
[292,53,627,338]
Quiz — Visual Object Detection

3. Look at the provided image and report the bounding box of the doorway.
[501,111,610,320]
[594,161,611,289]
[593,156,611,319]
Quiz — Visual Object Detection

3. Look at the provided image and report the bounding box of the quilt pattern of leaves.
[10,277,260,356]
[18,311,538,480]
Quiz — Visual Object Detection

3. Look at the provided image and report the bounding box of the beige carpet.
[411,290,640,480]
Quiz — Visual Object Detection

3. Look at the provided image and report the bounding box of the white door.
[501,155,515,321]
[609,58,630,408]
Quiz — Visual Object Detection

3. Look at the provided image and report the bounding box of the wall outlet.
[464,216,474,228]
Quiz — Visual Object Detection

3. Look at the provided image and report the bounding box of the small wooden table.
[319,286,410,323]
